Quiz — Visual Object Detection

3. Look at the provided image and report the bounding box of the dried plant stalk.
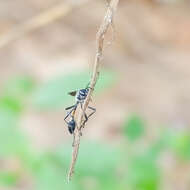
[0,0,90,49]
[68,0,120,181]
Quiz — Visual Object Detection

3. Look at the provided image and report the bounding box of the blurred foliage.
[123,115,145,141]
[0,76,35,114]
[127,155,160,190]
[33,69,117,110]
[0,171,19,187]
[170,132,190,161]
[0,72,190,189]
[3,76,34,98]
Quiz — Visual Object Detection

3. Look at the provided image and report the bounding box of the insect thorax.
[75,88,89,103]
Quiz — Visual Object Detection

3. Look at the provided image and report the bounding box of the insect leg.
[79,102,88,127]
[82,112,88,126]
[64,107,75,125]
[82,106,96,126]
[87,106,96,119]
[65,104,76,111]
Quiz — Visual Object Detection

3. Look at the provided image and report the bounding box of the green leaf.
[32,70,117,110]
[123,115,145,141]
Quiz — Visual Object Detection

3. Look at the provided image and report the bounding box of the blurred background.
[0,0,190,189]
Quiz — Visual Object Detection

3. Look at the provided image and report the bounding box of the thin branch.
[67,0,120,181]
[0,0,90,49]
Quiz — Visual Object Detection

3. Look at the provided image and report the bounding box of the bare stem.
[67,0,120,181]
[0,0,90,49]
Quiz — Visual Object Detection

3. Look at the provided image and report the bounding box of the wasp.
[64,84,96,134]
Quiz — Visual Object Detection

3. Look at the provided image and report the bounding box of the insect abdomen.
[68,119,76,134]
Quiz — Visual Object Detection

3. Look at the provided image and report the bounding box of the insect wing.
[68,91,77,96]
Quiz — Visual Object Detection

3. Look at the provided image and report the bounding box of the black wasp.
[64,84,96,134]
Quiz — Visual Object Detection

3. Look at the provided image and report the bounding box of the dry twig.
[68,0,120,181]
[0,0,90,49]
